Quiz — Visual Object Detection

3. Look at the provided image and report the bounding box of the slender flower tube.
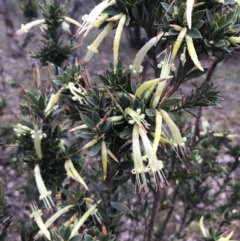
[64,16,82,27]
[80,138,98,150]
[30,202,51,240]
[84,22,114,62]
[35,205,74,239]
[130,32,167,74]
[199,216,209,238]
[44,92,61,117]
[69,202,99,239]
[218,232,234,241]
[106,13,123,21]
[15,17,81,37]
[13,123,32,137]
[228,36,240,44]
[84,198,103,224]
[151,50,172,108]
[135,76,173,99]
[64,159,88,190]
[77,0,116,37]
[14,19,45,36]
[137,125,155,163]
[34,164,55,210]
[152,110,162,155]
[108,115,124,122]
[185,34,204,71]
[160,109,187,156]
[170,27,187,64]
[199,216,234,241]
[70,124,88,132]
[33,126,43,160]
[186,0,195,29]
[113,14,127,73]
[132,124,148,192]
[101,141,108,180]
[107,148,119,163]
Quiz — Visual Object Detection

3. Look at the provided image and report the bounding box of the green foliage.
[7,0,240,241]
[31,0,75,66]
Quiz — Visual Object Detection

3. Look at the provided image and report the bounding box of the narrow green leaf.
[90,141,101,156]
[80,113,95,129]
[110,202,129,213]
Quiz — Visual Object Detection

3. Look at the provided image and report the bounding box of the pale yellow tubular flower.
[84,22,114,62]
[108,115,124,122]
[106,13,123,21]
[113,14,127,73]
[137,125,156,164]
[170,27,187,64]
[77,0,116,37]
[80,138,98,150]
[64,159,88,190]
[69,124,88,132]
[169,24,183,31]
[129,32,166,74]
[180,46,187,65]
[13,123,32,137]
[64,16,82,27]
[199,216,209,238]
[107,148,119,163]
[44,92,61,117]
[135,76,173,99]
[34,164,55,210]
[218,231,234,241]
[160,109,187,155]
[151,50,172,108]
[85,198,103,224]
[186,0,195,29]
[228,36,240,44]
[14,19,45,36]
[131,124,149,192]
[33,126,43,160]
[70,202,99,239]
[185,34,204,71]
[152,110,162,155]
[101,140,108,180]
[35,205,74,239]
[30,202,51,240]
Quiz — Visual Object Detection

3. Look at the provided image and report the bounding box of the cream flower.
[34,164,55,210]
[77,0,116,37]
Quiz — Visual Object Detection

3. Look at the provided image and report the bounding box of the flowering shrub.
[7,0,240,240]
